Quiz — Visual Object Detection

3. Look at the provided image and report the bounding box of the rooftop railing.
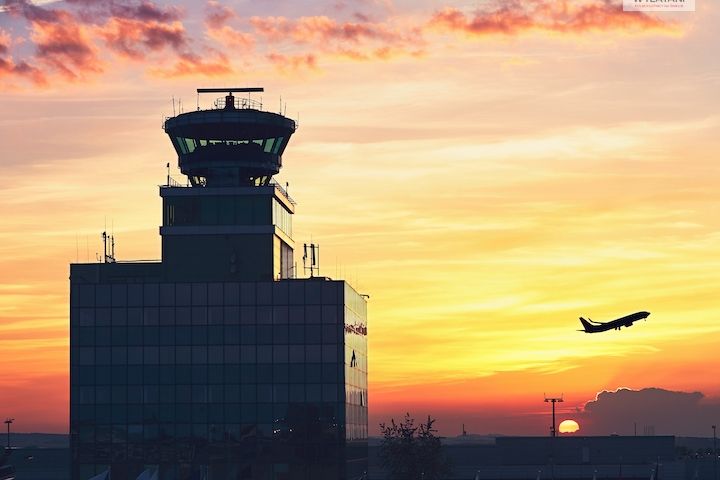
[161,176,295,203]
[213,96,263,111]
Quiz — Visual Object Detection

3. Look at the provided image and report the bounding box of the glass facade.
[164,196,284,228]
[171,137,289,156]
[70,278,368,480]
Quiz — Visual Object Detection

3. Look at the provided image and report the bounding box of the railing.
[161,177,295,203]
[270,179,296,205]
[213,96,263,110]
[165,175,187,187]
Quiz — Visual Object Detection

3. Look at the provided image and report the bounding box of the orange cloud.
[29,10,103,80]
[206,25,255,51]
[250,15,413,45]
[429,0,679,37]
[0,28,47,85]
[266,51,318,73]
[153,51,233,78]
[248,14,425,67]
[203,2,254,52]
[3,0,101,81]
[99,17,188,60]
[2,0,233,83]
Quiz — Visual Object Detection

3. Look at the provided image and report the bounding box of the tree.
[379,413,452,480]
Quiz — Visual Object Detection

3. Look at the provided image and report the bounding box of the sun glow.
[559,420,580,434]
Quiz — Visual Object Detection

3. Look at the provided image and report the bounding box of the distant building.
[69,88,368,480]
[370,435,678,479]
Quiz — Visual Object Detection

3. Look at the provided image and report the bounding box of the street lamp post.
[713,425,717,480]
[3,418,13,449]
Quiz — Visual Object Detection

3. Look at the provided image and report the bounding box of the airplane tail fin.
[579,317,593,331]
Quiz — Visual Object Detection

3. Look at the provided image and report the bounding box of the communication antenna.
[303,243,320,277]
[172,96,176,116]
[101,230,117,263]
[544,394,564,437]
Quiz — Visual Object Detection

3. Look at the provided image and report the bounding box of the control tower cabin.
[69,89,369,480]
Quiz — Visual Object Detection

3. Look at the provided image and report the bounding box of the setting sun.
[559,420,580,434]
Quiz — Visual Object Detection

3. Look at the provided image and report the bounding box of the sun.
[558,419,580,434]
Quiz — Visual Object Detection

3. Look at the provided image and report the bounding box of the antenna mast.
[102,231,116,263]
[303,243,320,277]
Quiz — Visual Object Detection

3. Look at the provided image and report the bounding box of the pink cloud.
[206,24,255,51]
[28,10,103,80]
[250,15,411,45]
[153,51,233,78]
[429,0,679,37]
[64,0,183,23]
[205,0,235,29]
[99,17,188,59]
[266,51,318,73]
[247,14,425,66]
[0,29,47,85]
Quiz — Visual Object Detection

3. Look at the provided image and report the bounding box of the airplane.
[578,311,650,333]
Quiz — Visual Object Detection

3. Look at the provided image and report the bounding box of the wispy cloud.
[0,28,47,84]
[14,4,103,81]
[266,51,318,73]
[429,0,680,37]
[204,0,235,30]
[99,17,188,59]
[152,51,232,78]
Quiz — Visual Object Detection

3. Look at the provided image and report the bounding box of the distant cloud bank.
[579,387,720,436]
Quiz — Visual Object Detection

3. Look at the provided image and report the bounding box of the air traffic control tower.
[161,87,296,282]
[69,88,369,480]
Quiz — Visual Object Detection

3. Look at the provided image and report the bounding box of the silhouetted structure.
[544,395,563,438]
[69,88,368,480]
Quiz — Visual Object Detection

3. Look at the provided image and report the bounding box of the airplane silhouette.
[578,311,650,333]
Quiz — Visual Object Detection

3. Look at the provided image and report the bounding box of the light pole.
[713,424,717,480]
[544,395,564,438]
[3,418,13,449]
[544,395,563,480]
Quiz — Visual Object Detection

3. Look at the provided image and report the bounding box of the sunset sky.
[1,0,719,436]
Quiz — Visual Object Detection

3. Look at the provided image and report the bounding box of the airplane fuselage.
[579,311,650,333]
